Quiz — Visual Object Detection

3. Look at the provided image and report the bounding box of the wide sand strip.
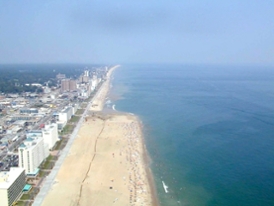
[42,114,154,206]
[41,65,155,206]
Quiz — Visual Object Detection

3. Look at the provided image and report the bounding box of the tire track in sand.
[76,120,106,206]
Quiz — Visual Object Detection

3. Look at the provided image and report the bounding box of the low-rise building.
[20,108,38,114]
[56,73,66,79]
[6,125,22,135]
[11,115,33,121]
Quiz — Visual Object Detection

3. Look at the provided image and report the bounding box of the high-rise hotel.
[61,79,77,92]
[0,168,25,206]
[18,136,49,176]
[18,123,58,176]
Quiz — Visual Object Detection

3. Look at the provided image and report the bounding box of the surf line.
[162,181,169,193]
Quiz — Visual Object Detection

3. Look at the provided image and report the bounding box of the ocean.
[109,64,274,206]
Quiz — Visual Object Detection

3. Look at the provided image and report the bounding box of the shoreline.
[95,65,159,205]
[136,117,159,206]
[104,68,159,205]
[36,65,158,205]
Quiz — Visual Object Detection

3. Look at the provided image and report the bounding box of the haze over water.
[110,64,274,206]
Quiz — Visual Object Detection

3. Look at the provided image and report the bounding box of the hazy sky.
[0,0,273,65]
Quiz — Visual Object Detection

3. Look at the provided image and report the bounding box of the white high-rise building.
[42,123,58,150]
[18,137,49,175]
[84,70,89,77]
[91,75,98,88]
[0,168,25,206]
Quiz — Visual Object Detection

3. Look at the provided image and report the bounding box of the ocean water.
[110,64,274,206]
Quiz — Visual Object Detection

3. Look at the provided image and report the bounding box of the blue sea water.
[110,64,274,206]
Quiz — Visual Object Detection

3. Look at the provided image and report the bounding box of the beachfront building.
[78,75,93,98]
[18,137,49,176]
[0,168,25,206]
[91,75,98,89]
[78,88,90,98]
[58,107,73,123]
[26,126,58,150]
[56,121,66,131]
[55,106,73,131]
[42,123,58,150]
[71,104,79,115]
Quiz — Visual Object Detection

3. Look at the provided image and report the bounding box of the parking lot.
[0,154,19,171]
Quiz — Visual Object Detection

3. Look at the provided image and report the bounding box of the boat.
[162,181,169,193]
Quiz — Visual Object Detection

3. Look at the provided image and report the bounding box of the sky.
[0,0,273,65]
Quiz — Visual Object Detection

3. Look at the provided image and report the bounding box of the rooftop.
[0,168,25,189]
[27,130,42,134]
[25,137,34,142]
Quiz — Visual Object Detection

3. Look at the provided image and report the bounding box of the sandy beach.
[40,65,156,206]
[90,65,119,112]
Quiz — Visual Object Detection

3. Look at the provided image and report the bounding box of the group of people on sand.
[119,121,151,205]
